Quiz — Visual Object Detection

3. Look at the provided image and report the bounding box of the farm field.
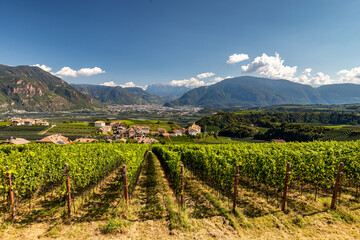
[115,119,180,132]
[0,125,48,140]
[1,142,360,239]
[0,123,97,141]
[46,122,98,138]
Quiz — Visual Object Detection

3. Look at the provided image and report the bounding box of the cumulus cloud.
[55,66,105,77]
[197,72,215,79]
[213,76,224,82]
[307,72,333,86]
[100,81,147,90]
[337,67,360,83]
[55,67,78,77]
[77,67,105,76]
[32,64,52,72]
[211,76,233,84]
[296,68,312,84]
[226,53,249,64]
[241,53,297,79]
[170,77,206,88]
[170,72,219,88]
[230,52,339,86]
[100,81,117,87]
[120,81,148,90]
[169,75,232,88]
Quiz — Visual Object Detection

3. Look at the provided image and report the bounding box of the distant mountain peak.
[146,83,192,101]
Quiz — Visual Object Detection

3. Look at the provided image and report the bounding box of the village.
[0,117,201,145]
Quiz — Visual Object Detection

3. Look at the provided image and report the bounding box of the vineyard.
[154,141,360,199]
[45,122,99,138]
[1,141,360,239]
[0,125,48,140]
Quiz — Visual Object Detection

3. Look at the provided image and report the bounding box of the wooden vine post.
[281,162,291,212]
[180,164,184,208]
[123,164,129,207]
[330,162,344,210]
[64,163,71,216]
[6,166,15,219]
[233,165,240,213]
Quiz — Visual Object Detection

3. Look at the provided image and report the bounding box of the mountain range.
[145,84,191,100]
[2,64,360,111]
[72,84,165,105]
[0,64,102,111]
[165,76,360,108]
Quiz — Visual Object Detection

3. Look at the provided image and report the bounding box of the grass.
[323,125,351,129]
[156,135,243,144]
[156,135,196,144]
[139,152,165,220]
[165,196,191,230]
[0,121,11,126]
[146,151,191,230]
[100,218,131,234]
[194,135,222,143]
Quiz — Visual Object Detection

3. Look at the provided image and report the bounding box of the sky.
[1,0,360,89]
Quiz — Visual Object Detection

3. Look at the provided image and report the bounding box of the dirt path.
[180,169,241,239]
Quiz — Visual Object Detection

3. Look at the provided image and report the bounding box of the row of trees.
[197,111,360,129]
[195,111,356,141]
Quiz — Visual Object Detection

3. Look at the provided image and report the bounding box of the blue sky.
[1,0,360,88]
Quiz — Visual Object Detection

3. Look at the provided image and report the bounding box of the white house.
[133,125,150,134]
[94,121,106,127]
[187,123,201,136]
[172,129,183,137]
[11,117,24,126]
[188,129,199,136]
[23,119,35,126]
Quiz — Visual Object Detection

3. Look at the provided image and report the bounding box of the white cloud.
[99,81,147,90]
[77,67,105,76]
[278,67,333,86]
[120,82,137,88]
[307,72,333,86]
[241,53,297,79]
[55,67,78,77]
[211,76,233,84]
[170,77,206,88]
[100,81,117,87]
[120,81,148,90]
[197,72,215,79]
[296,68,312,84]
[55,66,105,77]
[32,64,52,72]
[213,77,224,82]
[226,53,249,64]
[337,67,360,84]
[169,75,233,88]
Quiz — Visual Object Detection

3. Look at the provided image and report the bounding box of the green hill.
[0,64,102,111]
[166,76,326,108]
[317,83,360,104]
